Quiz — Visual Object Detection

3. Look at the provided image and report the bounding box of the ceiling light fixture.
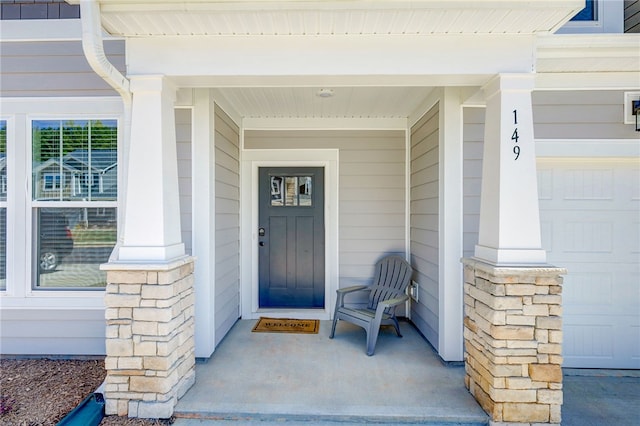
[316,88,334,98]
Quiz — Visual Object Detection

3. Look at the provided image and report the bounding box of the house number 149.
[511,109,520,160]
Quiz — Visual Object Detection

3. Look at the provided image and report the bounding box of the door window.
[270,175,312,207]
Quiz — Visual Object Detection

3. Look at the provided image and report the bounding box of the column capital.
[129,75,177,100]
[483,73,536,100]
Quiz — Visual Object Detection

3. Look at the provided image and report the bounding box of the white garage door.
[538,158,640,369]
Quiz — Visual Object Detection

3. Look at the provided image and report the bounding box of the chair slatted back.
[367,255,413,310]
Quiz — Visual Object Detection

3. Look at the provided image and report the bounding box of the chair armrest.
[335,285,370,308]
[379,294,410,310]
[336,285,369,294]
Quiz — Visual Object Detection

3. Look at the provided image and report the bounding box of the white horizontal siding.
[410,104,439,349]
[244,129,406,305]
[214,105,240,346]
[0,40,125,97]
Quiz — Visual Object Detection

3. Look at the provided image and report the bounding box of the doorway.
[258,167,324,308]
[240,149,339,320]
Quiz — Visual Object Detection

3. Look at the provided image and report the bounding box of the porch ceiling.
[94,0,582,36]
[211,86,435,119]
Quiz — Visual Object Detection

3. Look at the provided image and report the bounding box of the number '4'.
[511,128,519,143]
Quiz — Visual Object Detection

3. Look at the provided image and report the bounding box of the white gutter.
[79,0,131,259]
[80,0,130,101]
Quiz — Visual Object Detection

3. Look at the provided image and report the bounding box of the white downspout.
[79,0,131,260]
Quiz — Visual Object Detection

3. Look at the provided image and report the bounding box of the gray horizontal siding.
[244,129,406,303]
[463,107,484,260]
[176,108,193,255]
[410,103,439,349]
[532,91,637,139]
[0,309,105,355]
[214,105,240,346]
[0,40,124,97]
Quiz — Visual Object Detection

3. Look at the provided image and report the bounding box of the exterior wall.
[464,90,638,255]
[0,40,123,355]
[532,90,638,140]
[409,103,440,348]
[463,90,640,370]
[0,96,123,355]
[625,0,640,33]
[0,309,105,355]
[0,40,124,97]
[214,104,240,346]
[176,108,193,255]
[462,107,484,260]
[244,129,406,301]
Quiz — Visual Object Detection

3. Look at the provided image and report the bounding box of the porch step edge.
[174,411,489,425]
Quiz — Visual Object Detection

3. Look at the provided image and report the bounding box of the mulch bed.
[0,359,172,426]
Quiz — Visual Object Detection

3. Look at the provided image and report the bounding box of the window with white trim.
[31,119,117,289]
[0,120,6,289]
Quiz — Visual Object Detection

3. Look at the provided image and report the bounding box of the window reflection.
[34,207,116,289]
[270,175,312,207]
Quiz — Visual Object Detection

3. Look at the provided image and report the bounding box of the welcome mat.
[252,317,320,334]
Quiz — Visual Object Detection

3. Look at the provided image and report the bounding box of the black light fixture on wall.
[633,99,640,132]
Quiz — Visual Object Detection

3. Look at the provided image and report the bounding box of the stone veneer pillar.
[101,257,196,418]
[462,258,567,425]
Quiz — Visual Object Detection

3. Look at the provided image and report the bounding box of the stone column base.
[462,258,567,425]
[101,256,196,418]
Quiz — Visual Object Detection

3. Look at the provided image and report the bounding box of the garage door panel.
[563,268,638,312]
[538,158,640,369]
[542,213,638,262]
[563,271,613,308]
[564,322,614,361]
[564,315,640,369]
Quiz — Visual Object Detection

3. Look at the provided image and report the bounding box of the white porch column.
[439,87,464,361]
[118,75,185,262]
[102,75,195,419]
[475,74,546,265]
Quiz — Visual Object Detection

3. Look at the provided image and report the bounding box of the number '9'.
[513,145,520,160]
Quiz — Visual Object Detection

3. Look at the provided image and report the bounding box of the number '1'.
[513,110,518,125]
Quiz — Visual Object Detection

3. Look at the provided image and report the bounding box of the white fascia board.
[95,0,582,12]
[127,34,535,79]
[242,117,407,130]
[535,72,640,91]
[171,74,491,88]
[536,34,640,73]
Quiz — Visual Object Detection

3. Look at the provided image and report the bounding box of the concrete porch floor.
[174,319,489,425]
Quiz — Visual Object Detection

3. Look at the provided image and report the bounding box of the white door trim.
[240,149,339,320]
